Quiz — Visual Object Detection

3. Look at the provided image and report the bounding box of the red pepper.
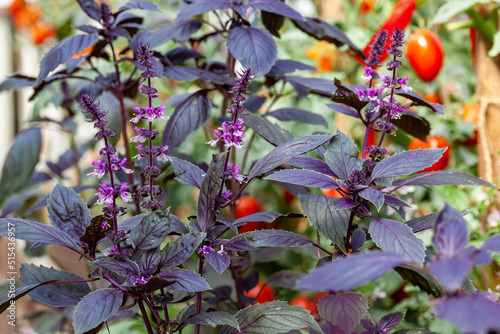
[470,28,476,65]
[358,0,417,66]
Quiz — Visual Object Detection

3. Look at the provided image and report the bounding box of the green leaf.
[489,30,500,57]
[0,128,41,205]
[433,0,488,24]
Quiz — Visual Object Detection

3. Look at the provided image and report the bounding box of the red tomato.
[245,281,275,304]
[408,135,450,172]
[462,102,479,146]
[406,29,444,82]
[359,0,375,14]
[236,196,266,233]
[322,188,342,198]
[291,295,316,314]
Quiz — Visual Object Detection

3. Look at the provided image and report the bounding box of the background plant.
[0,0,499,334]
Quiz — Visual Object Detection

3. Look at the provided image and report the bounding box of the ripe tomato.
[408,135,450,172]
[31,21,56,45]
[245,281,275,304]
[406,29,444,82]
[236,195,266,233]
[291,295,315,314]
[462,102,479,146]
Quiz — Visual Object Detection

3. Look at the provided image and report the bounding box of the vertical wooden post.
[473,4,500,290]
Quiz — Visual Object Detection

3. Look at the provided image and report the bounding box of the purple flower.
[156,145,170,163]
[226,163,244,183]
[130,127,148,143]
[199,246,214,254]
[209,118,246,149]
[217,245,227,256]
[118,183,132,203]
[100,220,110,228]
[88,159,107,179]
[78,94,107,122]
[134,276,150,285]
[96,181,114,205]
[365,30,388,67]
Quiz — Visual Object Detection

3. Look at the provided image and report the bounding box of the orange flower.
[11,2,43,30]
[30,21,56,45]
[306,41,335,72]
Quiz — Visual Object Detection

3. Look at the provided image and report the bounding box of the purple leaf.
[463,245,492,266]
[165,47,203,65]
[288,156,338,178]
[225,230,313,251]
[284,75,336,97]
[94,258,140,278]
[433,203,469,258]
[325,131,362,180]
[36,33,99,86]
[76,0,101,21]
[162,90,211,152]
[0,128,41,205]
[261,9,285,38]
[158,268,210,292]
[317,292,369,334]
[395,90,444,115]
[131,20,202,50]
[20,263,91,307]
[292,17,364,58]
[175,0,232,22]
[248,0,304,20]
[427,257,471,292]
[140,249,160,277]
[394,264,445,298]
[246,230,313,248]
[299,194,349,253]
[73,288,123,334]
[129,210,171,250]
[405,210,473,233]
[393,327,438,334]
[384,194,411,208]
[332,79,368,112]
[163,65,232,85]
[351,228,366,251]
[369,218,425,265]
[47,185,90,244]
[241,112,295,146]
[184,311,239,330]
[359,188,385,211]
[391,113,430,142]
[169,214,189,235]
[370,149,446,180]
[482,235,500,252]
[266,271,305,289]
[267,108,328,127]
[158,232,206,269]
[326,103,361,119]
[228,26,277,77]
[248,134,333,180]
[376,311,405,332]
[197,153,226,232]
[119,0,159,11]
[204,250,231,274]
[118,214,145,231]
[433,293,500,334]
[392,171,497,188]
[265,169,339,189]
[299,252,406,292]
[171,156,205,189]
[330,197,356,210]
[0,283,50,313]
[219,301,323,334]
[244,95,266,112]
[0,218,80,251]
[268,59,316,75]
[0,74,35,91]
[233,212,301,226]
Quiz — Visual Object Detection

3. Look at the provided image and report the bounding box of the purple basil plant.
[0,1,499,334]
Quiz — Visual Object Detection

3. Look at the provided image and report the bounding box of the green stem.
[466,8,496,41]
